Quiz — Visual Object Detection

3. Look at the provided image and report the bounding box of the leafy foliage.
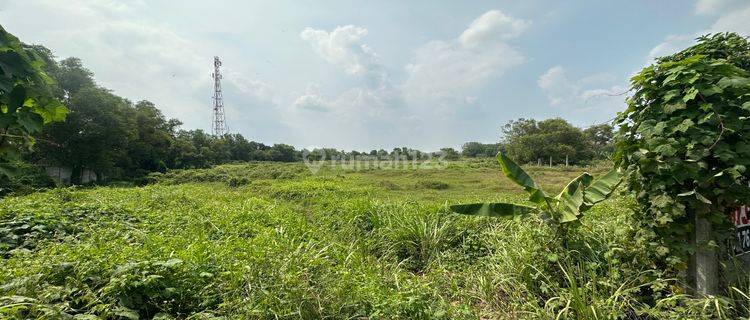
[502,118,599,165]
[615,33,750,270]
[450,152,620,239]
[583,123,615,160]
[460,142,501,158]
[0,26,67,176]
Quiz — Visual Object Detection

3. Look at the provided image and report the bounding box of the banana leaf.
[450,202,535,220]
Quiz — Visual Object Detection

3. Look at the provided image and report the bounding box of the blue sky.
[1,0,748,150]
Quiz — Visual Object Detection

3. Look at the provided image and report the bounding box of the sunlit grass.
[0,161,747,319]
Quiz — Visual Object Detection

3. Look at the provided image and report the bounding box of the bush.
[416,180,450,190]
[147,162,310,185]
[0,163,56,197]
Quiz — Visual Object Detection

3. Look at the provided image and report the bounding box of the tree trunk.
[693,216,719,296]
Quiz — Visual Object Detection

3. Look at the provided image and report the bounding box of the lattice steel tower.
[211,56,228,136]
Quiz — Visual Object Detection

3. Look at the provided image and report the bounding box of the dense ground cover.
[0,161,747,319]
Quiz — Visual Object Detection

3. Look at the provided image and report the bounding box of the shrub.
[416,180,450,190]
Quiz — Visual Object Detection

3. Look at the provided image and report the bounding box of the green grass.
[1,161,747,319]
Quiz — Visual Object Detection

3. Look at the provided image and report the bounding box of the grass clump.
[415,180,450,190]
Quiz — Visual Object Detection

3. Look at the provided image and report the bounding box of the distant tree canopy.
[461,142,500,158]
[502,118,611,165]
[583,123,614,158]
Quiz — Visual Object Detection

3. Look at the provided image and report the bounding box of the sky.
[1,0,748,151]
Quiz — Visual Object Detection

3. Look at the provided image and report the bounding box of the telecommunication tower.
[211,56,228,136]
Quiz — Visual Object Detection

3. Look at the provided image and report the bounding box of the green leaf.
[7,85,26,114]
[569,172,594,189]
[557,180,585,223]
[584,170,621,205]
[663,89,681,102]
[37,99,68,123]
[450,202,535,220]
[654,144,677,157]
[662,72,679,85]
[15,111,43,133]
[496,151,550,205]
[664,103,687,114]
[674,119,694,133]
[0,162,18,177]
[114,307,140,320]
[154,258,183,268]
[682,88,698,102]
[717,76,750,89]
[695,192,712,204]
[698,85,722,97]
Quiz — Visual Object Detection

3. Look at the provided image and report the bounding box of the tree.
[0,26,68,175]
[583,124,614,159]
[171,130,215,169]
[503,118,592,165]
[439,147,460,160]
[127,100,177,175]
[38,86,133,183]
[377,149,388,160]
[56,58,95,96]
[266,144,300,162]
[461,142,501,158]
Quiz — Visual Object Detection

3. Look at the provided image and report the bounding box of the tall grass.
[0,162,748,319]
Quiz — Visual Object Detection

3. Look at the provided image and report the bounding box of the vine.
[0,25,68,175]
[615,33,750,273]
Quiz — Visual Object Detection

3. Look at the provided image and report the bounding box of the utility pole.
[211,56,228,136]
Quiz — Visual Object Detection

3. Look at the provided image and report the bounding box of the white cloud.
[0,1,209,128]
[538,66,578,107]
[292,10,531,149]
[706,4,750,35]
[0,0,283,136]
[403,10,529,107]
[458,10,531,46]
[1,2,532,150]
[538,66,626,114]
[292,83,330,111]
[645,35,695,65]
[300,25,387,88]
[695,0,745,15]
[647,0,750,67]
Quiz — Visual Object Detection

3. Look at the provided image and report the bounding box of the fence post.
[549,156,552,167]
[693,216,718,295]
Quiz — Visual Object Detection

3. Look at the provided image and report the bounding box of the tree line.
[2,32,614,191]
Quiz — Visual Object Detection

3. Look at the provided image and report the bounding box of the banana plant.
[450,152,620,241]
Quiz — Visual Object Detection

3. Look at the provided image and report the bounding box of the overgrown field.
[1,161,747,319]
